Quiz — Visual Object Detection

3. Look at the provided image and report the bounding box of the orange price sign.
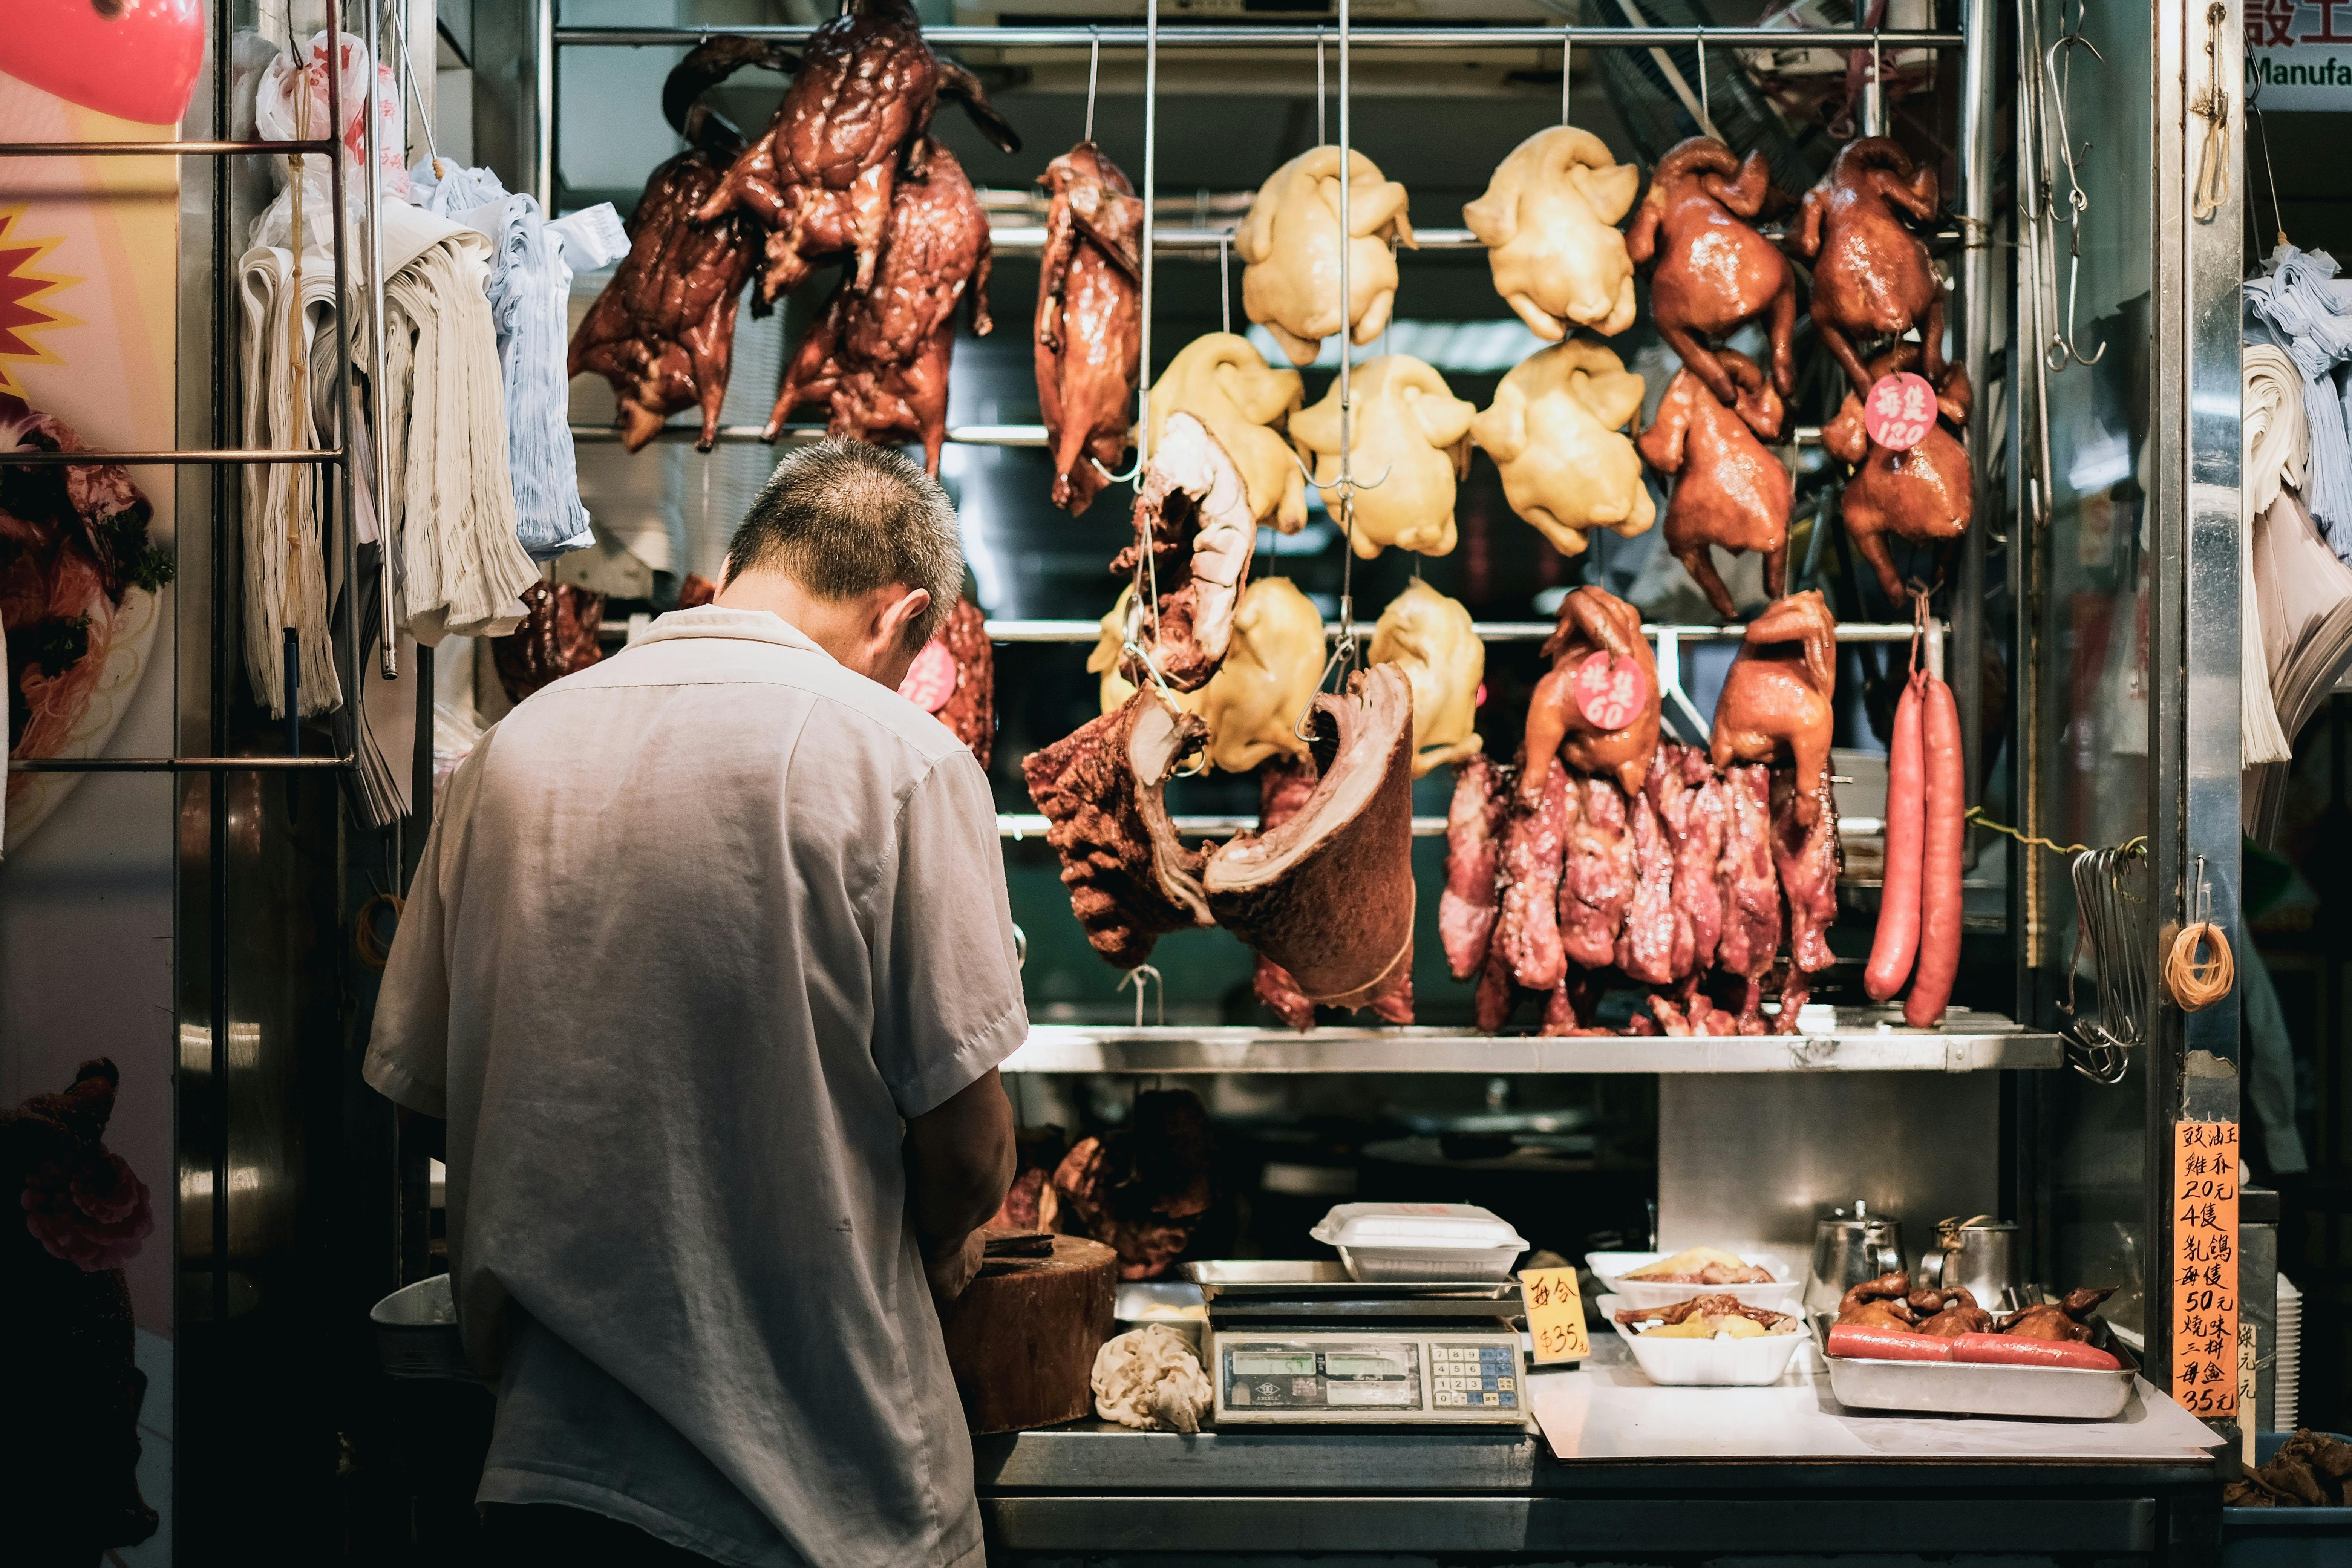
[1520,1266,1589,1365]
[2170,1121,2240,1418]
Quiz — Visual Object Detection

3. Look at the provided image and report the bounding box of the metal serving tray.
[1826,1343,2142,1421]
[1182,1261,1524,1321]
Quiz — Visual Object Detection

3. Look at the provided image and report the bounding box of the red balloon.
[0,0,206,128]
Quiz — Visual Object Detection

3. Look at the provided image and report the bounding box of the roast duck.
[1790,136,1946,397]
[1470,340,1653,559]
[1034,142,1144,515]
[1148,334,1308,535]
[1440,586,1839,1038]
[1821,345,1974,606]
[1237,147,1416,367]
[1625,137,1800,402]
[763,139,992,475]
[1463,126,1641,339]
[1289,357,1478,559]
[1637,353,1793,620]
[1366,580,1484,778]
[1050,1088,1219,1280]
[896,596,994,766]
[491,580,605,703]
[1091,576,1325,775]
[691,0,1019,304]
[1836,1274,2116,1352]
[568,39,792,452]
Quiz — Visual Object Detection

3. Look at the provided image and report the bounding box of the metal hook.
[2040,26,2107,369]
[1283,445,1394,495]
[1218,233,1230,335]
[1091,452,1145,485]
[1084,27,1101,144]
[1561,22,1572,126]
[1117,963,1165,1027]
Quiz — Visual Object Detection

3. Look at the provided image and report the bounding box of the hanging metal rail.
[554,25,1964,49]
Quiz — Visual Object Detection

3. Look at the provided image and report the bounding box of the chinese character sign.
[1863,371,1937,452]
[2171,1121,2240,1417]
[1520,1267,1589,1364]
[2249,2,2352,109]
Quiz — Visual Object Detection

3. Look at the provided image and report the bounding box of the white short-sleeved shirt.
[363,606,1027,1568]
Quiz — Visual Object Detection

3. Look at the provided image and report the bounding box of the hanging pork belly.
[1108,412,1257,694]
[1204,664,1415,1009]
[1253,753,1413,1030]
[1021,689,1213,969]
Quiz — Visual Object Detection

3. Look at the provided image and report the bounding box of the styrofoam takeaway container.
[1600,1293,1812,1387]
[1310,1202,1530,1282]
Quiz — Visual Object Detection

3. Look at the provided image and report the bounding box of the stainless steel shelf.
[1000,1011,2063,1074]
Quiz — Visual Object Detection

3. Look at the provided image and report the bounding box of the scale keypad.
[1427,1343,1519,1409]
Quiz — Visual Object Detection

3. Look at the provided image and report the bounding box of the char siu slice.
[1022,691,1212,969]
[1108,413,1256,693]
[1204,665,1414,1008]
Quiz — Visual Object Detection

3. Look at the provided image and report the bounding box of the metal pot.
[1803,1200,1906,1320]
[1922,1214,2024,1313]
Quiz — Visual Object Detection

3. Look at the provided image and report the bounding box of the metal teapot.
[1803,1200,1906,1320]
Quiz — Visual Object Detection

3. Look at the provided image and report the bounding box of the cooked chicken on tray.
[1638,355,1793,620]
[1289,356,1478,559]
[1237,147,1416,367]
[762,139,992,473]
[1463,126,1640,339]
[1470,340,1654,559]
[1614,1296,1800,1338]
[1791,136,1945,397]
[1035,142,1144,515]
[1626,136,1800,401]
[1147,334,1309,535]
[692,0,1019,304]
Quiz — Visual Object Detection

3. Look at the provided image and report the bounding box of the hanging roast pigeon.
[1035,142,1144,516]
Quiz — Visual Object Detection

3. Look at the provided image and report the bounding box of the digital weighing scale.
[1182,1262,1528,1426]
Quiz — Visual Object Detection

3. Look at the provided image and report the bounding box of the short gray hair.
[726,439,964,645]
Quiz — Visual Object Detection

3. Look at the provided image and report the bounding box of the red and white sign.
[1573,651,1648,732]
[897,639,957,712]
[1864,371,1938,452]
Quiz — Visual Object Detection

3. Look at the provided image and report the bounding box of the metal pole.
[536,0,557,212]
[361,0,398,678]
[1138,0,1156,465]
[555,23,1966,48]
[1955,0,1993,823]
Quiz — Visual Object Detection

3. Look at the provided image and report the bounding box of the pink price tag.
[897,639,957,712]
[1863,371,1937,452]
[1573,651,1648,732]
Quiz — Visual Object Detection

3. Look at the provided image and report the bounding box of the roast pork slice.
[1110,412,1256,692]
[1023,691,1213,969]
[1204,665,1415,1007]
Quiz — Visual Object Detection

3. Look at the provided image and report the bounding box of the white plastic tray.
[1599,1293,1811,1387]
[1588,1250,1806,1312]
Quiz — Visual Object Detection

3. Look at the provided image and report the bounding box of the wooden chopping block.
[939,1231,1119,1434]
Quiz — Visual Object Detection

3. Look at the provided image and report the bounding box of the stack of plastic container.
[2278,1274,2303,1430]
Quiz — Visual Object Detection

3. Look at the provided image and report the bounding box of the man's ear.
[882,586,933,649]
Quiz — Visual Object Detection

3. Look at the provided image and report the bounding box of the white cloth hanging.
[2245,245,2352,558]
[2243,346,2301,766]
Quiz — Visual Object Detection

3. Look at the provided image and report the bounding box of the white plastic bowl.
[1599,1293,1811,1387]
[1586,1249,1806,1312]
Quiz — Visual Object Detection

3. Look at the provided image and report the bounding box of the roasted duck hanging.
[1289,356,1478,559]
[1821,346,1973,606]
[1148,334,1308,534]
[568,39,792,452]
[1470,340,1653,559]
[1463,126,1641,339]
[1237,147,1416,367]
[1710,591,1837,824]
[763,140,992,474]
[692,0,1019,303]
[1035,142,1144,515]
[1790,136,1945,396]
[1625,136,1800,401]
[1638,353,1793,620]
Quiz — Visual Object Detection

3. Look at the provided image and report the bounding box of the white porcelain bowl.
[1599,1293,1812,1387]
[1586,1250,1807,1312]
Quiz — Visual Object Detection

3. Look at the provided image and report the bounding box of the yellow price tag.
[1519,1266,1589,1364]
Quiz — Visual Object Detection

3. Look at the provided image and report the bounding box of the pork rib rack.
[568,39,792,452]
[1108,413,1257,694]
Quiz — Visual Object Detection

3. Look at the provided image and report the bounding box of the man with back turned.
[366,439,1022,1566]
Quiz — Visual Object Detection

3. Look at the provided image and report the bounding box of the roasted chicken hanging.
[1625,136,1801,401]
[1821,346,1974,606]
[763,140,992,474]
[569,40,790,452]
[692,0,1019,304]
[1463,126,1641,339]
[1090,577,1325,774]
[1237,147,1416,367]
[1107,413,1258,693]
[1035,142,1144,515]
[1148,334,1308,534]
[1638,354,1793,620]
[1521,586,1661,799]
[1366,579,1484,778]
[1710,591,1837,825]
[1289,356,1477,559]
[1790,136,1945,396]
[1470,339,1653,559]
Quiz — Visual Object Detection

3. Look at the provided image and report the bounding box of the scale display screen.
[1231,1353,1318,1376]
[1214,1332,1525,1424]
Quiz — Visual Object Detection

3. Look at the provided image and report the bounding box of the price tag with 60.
[1520,1266,1589,1364]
